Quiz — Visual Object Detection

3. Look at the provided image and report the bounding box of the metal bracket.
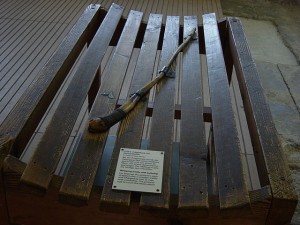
[159,66,175,78]
[184,31,198,40]
[101,91,115,99]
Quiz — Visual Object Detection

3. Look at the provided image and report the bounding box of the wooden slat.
[100,14,163,213]
[0,4,103,166]
[140,16,179,212]
[19,4,124,191]
[230,72,261,190]
[20,47,89,163]
[227,17,297,225]
[203,13,250,216]
[59,10,143,204]
[178,16,208,212]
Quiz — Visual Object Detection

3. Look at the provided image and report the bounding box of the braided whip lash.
[88,28,197,133]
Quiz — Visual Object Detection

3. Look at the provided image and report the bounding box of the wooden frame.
[0,4,297,225]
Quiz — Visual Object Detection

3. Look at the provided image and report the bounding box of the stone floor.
[221,0,300,223]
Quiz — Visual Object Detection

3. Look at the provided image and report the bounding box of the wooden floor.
[0,0,259,195]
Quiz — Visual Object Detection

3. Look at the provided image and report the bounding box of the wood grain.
[0,4,103,167]
[59,9,143,205]
[20,4,124,191]
[100,14,163,213]
[178,16,209,213]
[203,13,250,216]
[227,17,297,225]
[140,16,179,213]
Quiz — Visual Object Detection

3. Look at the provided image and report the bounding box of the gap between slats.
[20,47,261,194]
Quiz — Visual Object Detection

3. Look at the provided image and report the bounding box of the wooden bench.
[0,3,297,225]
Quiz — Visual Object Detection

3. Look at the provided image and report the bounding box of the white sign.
[112,148,164,193]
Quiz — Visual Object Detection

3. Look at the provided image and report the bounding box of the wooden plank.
[207,0,213,13]
[187,0,193,17]
[20,46,89,162]
[213,0,223,19]
[123,0,134,18]
[0,23,69,116]
[100,14,163,213]
[228,75,253,191]
[202,0,207,14]
[0,4,104,166]
[140,16,179,212]
[192,0,198,16]
[230,71,261,190]
[246,154,261,190]
[227,17,297,225]
[19,4,124,191]
[59,10,143,204]
[140,0,150,13]
[0,0,16,18]
[182,0,187,16]
[52,0,91,25]
[156,0,164,14]
[0,0,82,100]
[38,0,71,23]
[144,0,155,20]
[0,0,45,35]
[19,0,60,22]
[178,16,209,213]
[171,0,177,16]
[0,0,63,76]
[203,13,250,216]
[216,0,224,19]
[0,0,39,21]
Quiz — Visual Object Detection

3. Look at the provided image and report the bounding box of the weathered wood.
[140,16,179,213]
[59,10,143,205]
[20,3,124,191]
[2,153,272,225]
[203,13,250,216]
[0,4,103,167]
[100,14,163,213]
[178,16,209,214]
[1,2,297,222]
[227,17,297,225]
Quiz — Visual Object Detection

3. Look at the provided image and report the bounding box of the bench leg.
[88,68,101,112]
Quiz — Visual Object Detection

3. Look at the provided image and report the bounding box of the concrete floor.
[221,0,300,223]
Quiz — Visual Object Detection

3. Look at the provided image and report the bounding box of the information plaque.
[112,148,164,193]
